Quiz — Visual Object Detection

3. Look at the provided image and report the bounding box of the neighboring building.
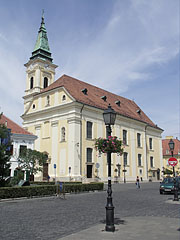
[22,15,163,182]
[162,136,180,176]
[0,114,37,178]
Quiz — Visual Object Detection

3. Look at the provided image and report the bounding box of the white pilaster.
[68,117,81,178]
[50,121,58,177]
[130,129,136,179]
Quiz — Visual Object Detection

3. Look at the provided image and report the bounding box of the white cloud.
[0,0,179,135]
[60,0,178,95]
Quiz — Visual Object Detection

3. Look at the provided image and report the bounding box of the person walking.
[136,176,140,189]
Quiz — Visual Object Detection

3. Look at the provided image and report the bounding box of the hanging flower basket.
[95,136,124,156]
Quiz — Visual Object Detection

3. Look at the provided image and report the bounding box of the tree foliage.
[0,114,11,187]
[18,148,48,177]
[163,168,173,175]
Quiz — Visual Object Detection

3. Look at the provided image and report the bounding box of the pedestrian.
[136,176,140,189]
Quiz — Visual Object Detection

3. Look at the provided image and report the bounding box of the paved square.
[0,182,179,239]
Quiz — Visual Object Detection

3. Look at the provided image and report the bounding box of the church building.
[22,15,163,182]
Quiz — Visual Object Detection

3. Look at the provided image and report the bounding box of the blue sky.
[0,0,179,139]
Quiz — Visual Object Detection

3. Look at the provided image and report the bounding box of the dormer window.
[62,95,66,101]
[30,77,34,89]
[101,96,107,101]
[81,88,88,95]
[44,77,48,88]
[115,100,121,107]
[32,104,35,109]
[136,109,141,115]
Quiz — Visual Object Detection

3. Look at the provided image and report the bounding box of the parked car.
[159,177,180,194]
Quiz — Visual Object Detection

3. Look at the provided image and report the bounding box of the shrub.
[0,182,104,199]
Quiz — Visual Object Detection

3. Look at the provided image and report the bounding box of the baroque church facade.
[22,15,163,182]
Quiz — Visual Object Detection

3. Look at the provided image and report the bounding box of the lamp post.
[123,165,126,183]
[103,104,116,232]
[168,139,178,201]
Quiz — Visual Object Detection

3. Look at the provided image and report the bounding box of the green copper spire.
[30,11,53,62]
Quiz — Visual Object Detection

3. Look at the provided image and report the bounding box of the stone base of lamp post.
[105,202,115,232]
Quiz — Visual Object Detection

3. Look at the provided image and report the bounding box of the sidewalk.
[58,216,180,240]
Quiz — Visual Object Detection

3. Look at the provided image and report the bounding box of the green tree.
[18,148,48,181]
[0,115,11,187]
[163,168,173,175]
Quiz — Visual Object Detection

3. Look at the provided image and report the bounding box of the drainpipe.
[80,104,85,176]
[145,125,148,180]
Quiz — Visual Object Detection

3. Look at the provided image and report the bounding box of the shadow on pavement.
[100,218,126,225]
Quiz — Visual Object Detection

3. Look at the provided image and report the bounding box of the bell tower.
[24,12,58,100]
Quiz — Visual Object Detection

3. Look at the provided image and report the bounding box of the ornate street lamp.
[168,139,178,201]
[103,104,116,232]
[168,139,175,153]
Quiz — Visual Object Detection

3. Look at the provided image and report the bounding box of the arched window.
[44,77,48,88]
[30,77,34,89]
[61,127,65,142]
[62,95,66,101]
[46,95,50,106]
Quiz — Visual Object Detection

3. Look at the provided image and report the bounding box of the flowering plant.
[95,136,124,156]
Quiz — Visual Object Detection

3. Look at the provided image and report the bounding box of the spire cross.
[42,9,44,19]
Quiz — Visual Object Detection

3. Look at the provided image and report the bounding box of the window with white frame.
[123,129,127,145]
[123,152,128,166]
[44,77,48,88]
[87,148,93,162]
[150,156,154,168]
[19,145,27,157]
[87,121,93,139]
[137,133,141,147]
[138,154,142,166]
[30,77,34,89]
[149,138,153,150]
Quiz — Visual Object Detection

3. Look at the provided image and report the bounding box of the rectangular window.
[138,154,142,166]
[123,130,127,145]
[19,145,27,157]
[87,148,93,162]
[123,152,128,166]
[10,145,13,155]
[149,138,153,150]
[137,133,141,147]
[150,156,154,168]
[87,121,93,139]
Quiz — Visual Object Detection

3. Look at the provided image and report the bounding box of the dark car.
[159,177,180,194]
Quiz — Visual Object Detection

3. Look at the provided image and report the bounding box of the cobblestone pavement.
[0,182,179,240]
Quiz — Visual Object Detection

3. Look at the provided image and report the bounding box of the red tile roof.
[0,114,32,135]
[41,74,161,130]
[162,138,180,156]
